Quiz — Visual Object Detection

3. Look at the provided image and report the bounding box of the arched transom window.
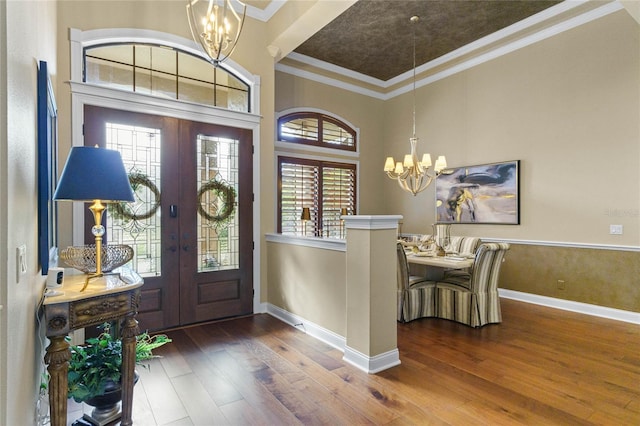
[277,112,356,152]
[84,43,250,112]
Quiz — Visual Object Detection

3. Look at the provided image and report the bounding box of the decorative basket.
[60,244,134,274]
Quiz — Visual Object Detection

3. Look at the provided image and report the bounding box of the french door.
[84,105,253,330]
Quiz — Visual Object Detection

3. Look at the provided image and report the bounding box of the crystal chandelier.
[186,0,246,65]
[384,16,447,196]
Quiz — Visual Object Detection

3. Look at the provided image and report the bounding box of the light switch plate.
[609,224,623,235]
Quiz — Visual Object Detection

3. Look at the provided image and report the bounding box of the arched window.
[83,43,250,112]
[277,111,356,152]
[276,110,358,238]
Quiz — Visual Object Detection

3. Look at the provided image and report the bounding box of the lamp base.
[80,271,122,291]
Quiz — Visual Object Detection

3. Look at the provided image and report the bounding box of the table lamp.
[53,146,135,290]
[301,207,311,236]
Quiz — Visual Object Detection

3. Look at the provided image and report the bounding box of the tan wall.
[383,9,640,246]
[501,244,640,312]
[274,72,387,214]
[54,1,277,303]
[273,10,640,314]
[267,242,346,336]
[345,228,398,356]
[2,1,57,423]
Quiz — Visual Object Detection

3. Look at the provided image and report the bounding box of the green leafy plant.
[67,323,171,403]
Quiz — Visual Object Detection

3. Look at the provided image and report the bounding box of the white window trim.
[68,27,264,314]
[274,157,360,237]
[275,107,360,156]
[69,27,259,113]
[274,108,360,235]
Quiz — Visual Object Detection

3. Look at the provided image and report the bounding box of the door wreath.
[197,179,236,224]
[110,172,161,221]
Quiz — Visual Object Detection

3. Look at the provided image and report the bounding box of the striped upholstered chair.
[435,243,510,327]
[448,236,481,257]
[397,243,436,322]
[442,236,482,279]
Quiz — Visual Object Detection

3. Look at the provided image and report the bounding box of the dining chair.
[435,242,510,327]
[397,243,436,322]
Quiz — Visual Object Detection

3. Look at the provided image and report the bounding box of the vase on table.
[432,223,451,257]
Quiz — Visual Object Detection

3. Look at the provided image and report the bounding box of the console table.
[42,269,143,426]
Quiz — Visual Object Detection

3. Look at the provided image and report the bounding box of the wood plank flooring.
[67,299,640,425]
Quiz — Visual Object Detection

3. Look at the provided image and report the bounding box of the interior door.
[83,105,253,330]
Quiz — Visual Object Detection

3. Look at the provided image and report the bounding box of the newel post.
[342,215,402,373]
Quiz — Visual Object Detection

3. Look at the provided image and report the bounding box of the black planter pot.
[84,379,122,408]
[81,372,139,426]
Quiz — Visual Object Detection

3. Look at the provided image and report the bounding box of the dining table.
[406,253,474,270]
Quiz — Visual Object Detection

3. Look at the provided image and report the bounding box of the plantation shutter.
[279,158,319,236]
[278,157,356,237]
[322,164,356,238]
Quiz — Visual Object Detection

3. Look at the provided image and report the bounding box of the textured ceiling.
[293,0,562,81]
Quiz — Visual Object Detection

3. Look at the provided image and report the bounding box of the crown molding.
[277,1,624,100]
[246,0,286,22]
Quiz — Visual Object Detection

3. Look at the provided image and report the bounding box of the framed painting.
[435,160,520,224]
[37,60,58,275]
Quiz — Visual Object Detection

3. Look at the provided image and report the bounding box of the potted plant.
[67,323,171,423]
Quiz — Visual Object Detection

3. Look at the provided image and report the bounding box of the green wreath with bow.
[197,179,236,225]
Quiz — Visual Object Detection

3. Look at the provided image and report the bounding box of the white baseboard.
[343,346,401,374]
[266,303,401,374]
[266,303,346,352]
[499,289,640,325]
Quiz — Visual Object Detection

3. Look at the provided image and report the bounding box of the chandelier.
[186,0,247,65]
[384,16,447,196]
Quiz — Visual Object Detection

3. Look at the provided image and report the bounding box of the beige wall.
[500,244,640,312]
[267,242,346,335]
[54,0,278,303]
[1,1,57,424]
[2,2,638,423]
[275,73,387,214]
[271,9,640,316]
[382,9,640,246]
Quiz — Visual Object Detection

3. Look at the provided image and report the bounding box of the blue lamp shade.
[53,146,135,202]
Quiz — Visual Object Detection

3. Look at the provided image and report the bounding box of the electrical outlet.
[609,224,623,235]
[557,279,565,290]
[16,244,27,281]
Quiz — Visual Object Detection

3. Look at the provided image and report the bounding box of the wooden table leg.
[120,314,139,426]
[44,335,70,426]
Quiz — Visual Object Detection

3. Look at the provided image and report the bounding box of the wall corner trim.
[344,215,403,230]
[343,347,401,374]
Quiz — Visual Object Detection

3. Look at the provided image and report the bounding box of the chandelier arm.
[416,174,435,194]
[219,1,246,62]
[399,178,410,192]
[186,0,246,65]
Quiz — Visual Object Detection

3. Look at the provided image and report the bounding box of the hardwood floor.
[67,299,640,425]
